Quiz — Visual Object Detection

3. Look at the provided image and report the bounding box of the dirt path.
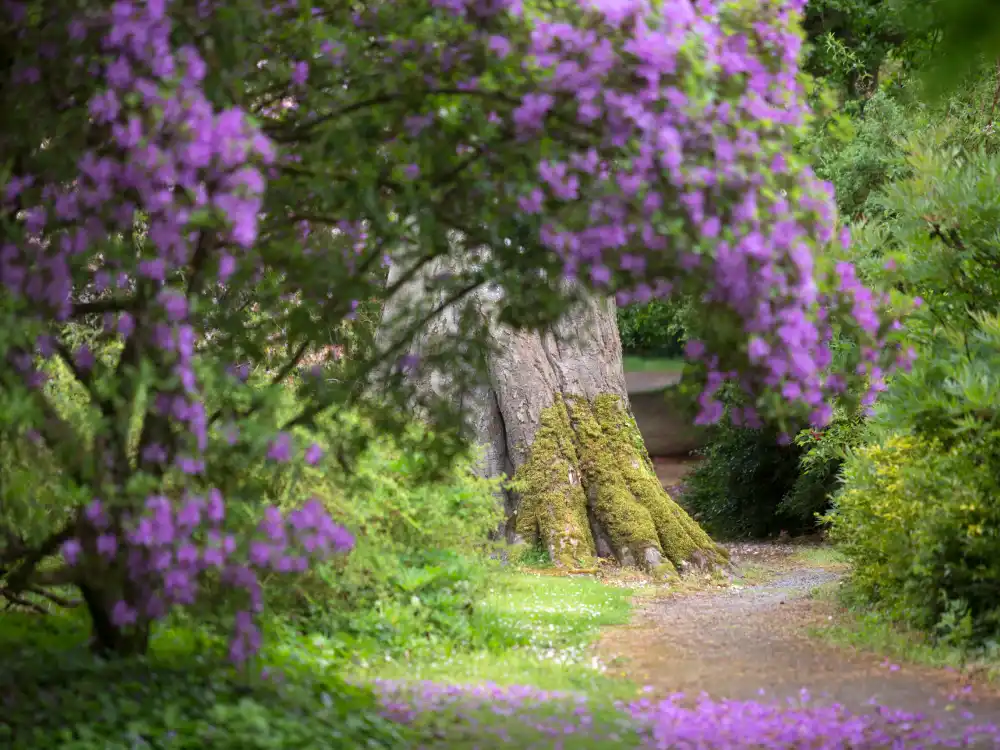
[598,547,1000,741]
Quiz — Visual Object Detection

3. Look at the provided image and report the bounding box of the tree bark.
[376,260,725,574]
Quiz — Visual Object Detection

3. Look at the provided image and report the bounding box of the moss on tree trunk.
[513,394,726,573]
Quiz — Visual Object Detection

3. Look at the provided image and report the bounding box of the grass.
[622,356,685,373]
[788,546,848,569]
[354,571,638,697]
[807,581,1000,684]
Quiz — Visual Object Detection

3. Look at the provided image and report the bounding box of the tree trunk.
[376,261,725,574]
[78,578,151,657]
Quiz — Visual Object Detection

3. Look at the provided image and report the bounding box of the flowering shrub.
[1,0,901,661]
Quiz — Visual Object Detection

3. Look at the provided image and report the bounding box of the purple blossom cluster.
[1,0,352,662]
[62,493,352,662]
[371,680,1000,748]
[434,0,903,427]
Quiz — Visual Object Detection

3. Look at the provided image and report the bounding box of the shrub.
[826,434,1000,645]
[681,384,858,540]
[272,419,503,653]
[616,300,686,358]
[0,611,407,750]
[682,419,806,540]
[781,407,868,527]
[824,111,1000,645]
[174,386,503,654]
[811,89,915,220]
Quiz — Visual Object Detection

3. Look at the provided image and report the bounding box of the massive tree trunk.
[376,259,725,574]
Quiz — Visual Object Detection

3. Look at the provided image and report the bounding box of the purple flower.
[305,443,323,465]
[74,345,95,372]
[267,432,292,462]
[61,539,82,566]
[291,61,309,85]
[111,600,137,627]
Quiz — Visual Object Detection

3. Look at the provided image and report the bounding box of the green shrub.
[682,392,861,540]
[782,408,868,527]
[825,112,1000,646]
[682,420,805,540]
[616,300,686,357]
[811,88,915,220]
[826,433,1000,646]
[263,412,504,655]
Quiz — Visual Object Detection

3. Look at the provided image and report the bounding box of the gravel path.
[599,554,1000,742]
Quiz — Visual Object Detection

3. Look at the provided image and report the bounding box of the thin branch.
[1,589,47,613]
[206,337,312,428]
[25,585,81,608]
[185,231,212,298]
[71,296,138,318]
[3,523,76,595]
[282,277,485,431]
[266,87,519,143]
[272,339,311,383]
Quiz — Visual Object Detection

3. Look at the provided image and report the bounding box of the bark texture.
[376,262,725,573]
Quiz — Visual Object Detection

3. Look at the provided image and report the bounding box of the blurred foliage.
[616,299,687,358]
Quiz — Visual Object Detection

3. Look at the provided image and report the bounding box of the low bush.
[826,120,1000,645]
[256,409,504,656]
[681,402,859,540]
[826,434,1000,646]
[828,313,1000,646]
[682,420,805,540]
[781,408,868,527]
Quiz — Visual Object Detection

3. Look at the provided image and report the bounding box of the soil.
[597,543,1000,742]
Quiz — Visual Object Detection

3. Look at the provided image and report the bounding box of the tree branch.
[71,296,138,318]
[3,523,76,595]
[282,276,485,431]
[265,87,519,143]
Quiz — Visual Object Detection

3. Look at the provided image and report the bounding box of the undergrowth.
[0,569,641,748]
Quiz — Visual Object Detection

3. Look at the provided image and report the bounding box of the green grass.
[356,572,646,748]
[808,582,1000,682]
[788,546,848,569]
[622,356,685,373]
[354,572,637,697]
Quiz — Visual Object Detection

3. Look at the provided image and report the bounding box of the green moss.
[566,396,660,565]
[511,398,595,568]
[511,393,724,573]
